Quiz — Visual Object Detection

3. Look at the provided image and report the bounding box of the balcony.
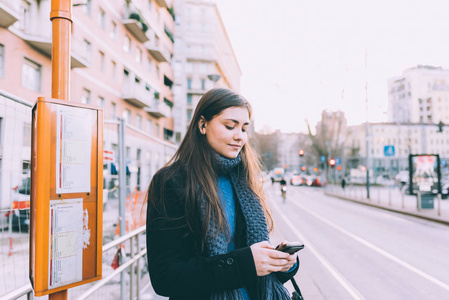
[145,40,171,62]
[122,84,152,108]
[145,99,171,119]
[155,0,169,8]
[122,18,149,43]
[0,1,19,28]
[71,38,90,68]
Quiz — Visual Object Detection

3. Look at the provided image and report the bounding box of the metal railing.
[1,226,148,300]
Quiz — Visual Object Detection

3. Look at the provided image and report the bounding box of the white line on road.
[290,200,449,293]
[270,198,365,300]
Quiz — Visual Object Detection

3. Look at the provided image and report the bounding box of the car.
[310,176,323,187]
[290,175,304,186]
[270,168,285,183]
[9,177,31,232]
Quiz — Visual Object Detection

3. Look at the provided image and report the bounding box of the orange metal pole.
[50,0,72,101]
[49,1,71,299]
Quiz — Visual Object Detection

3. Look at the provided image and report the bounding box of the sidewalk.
[325,184,449,226]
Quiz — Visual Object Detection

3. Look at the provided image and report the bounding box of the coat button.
[218,260,224,267]
[227,258,234,265]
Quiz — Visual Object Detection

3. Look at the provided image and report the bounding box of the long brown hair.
[146,88,272,247]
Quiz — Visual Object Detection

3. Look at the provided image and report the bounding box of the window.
[98,97,105,115]
[112,60,117,79]
[22,58,41,91]
[84,39,92,62]
[123,109,131,124]
[19,0,31,31]
[110,21,117,40]
[187,94,192,105]
[201,79,206,90]
[155,123,160,136]
[187,78,192,89]
[0,43,4,77]
[136,48,142,63]
[0,117,2,144]
[137,148,141,161]
[147,119,152,135]
[23,123,31,147]
[123,35,131,53]
[98,8,106,29]
[84,0,92,16]
[81,89,91,104]
[186,62,193,73]
[147,57,153,72]
[199,62,206,74]
[187,109,192,122]
[111,102,117,119]
[99,51,105,72]
[136,115,142,130]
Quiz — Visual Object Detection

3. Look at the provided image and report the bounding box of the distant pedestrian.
[341,177,346,189]
[145,88,299,299]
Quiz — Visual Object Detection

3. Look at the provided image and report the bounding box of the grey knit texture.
[202,154,291,300]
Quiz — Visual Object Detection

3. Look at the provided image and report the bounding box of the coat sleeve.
[146,174,258,297]
[275,257,300,283]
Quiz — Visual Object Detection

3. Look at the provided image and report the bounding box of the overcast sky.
[212,0,449,133]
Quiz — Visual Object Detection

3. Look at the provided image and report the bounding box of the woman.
[146,88,299,299]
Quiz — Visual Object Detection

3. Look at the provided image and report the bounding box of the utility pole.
[365,49,371,200]
[50,1,71,299]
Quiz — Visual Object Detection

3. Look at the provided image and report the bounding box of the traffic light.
[298,149,304,157]
[329,158,336,168]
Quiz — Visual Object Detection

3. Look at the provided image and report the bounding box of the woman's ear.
[198,117,206,135]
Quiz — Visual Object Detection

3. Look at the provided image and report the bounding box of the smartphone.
[275,242,304,254]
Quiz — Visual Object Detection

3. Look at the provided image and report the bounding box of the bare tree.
[306,110,347,180]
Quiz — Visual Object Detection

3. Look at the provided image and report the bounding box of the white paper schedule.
[56,106,92,194]
[48,199,83,288]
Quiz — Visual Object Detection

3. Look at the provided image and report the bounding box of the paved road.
[268,185,449,299]
[3,185,449,299]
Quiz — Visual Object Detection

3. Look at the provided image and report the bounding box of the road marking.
[270,197,365,300]
[290,200,449,293]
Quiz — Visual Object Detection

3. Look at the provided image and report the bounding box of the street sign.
[384,145,395,157]
[320,155,326,162]
[335,157,341,165]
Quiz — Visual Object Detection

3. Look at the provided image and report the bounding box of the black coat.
[146,167,298,300]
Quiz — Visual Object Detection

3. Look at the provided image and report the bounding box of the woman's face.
[200,106,250,159]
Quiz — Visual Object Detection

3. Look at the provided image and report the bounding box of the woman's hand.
[250,241,295,276]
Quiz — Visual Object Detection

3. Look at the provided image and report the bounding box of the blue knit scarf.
[202,154,291,300]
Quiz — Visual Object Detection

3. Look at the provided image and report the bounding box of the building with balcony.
[0,0,176,218]
[388,65,449,125]
[172,0,241,143]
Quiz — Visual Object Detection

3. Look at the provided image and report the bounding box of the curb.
[325,192,449,226]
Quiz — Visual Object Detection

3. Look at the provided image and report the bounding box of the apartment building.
[172,0,241,143]
[345,122,449,176]
[388,65,449,125]
[0,0,176,217]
